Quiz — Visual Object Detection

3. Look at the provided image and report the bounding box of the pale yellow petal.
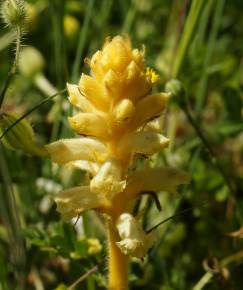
[143,114,165,133]
[90,50,104,81]
[90,158,126,199]
[68,113,111,139]
[130,93,170,130]
[103,69,121,97]
[79,74,109,111]
[132,48,145,69]
[116,213,155,258]
[125,167,191,198]
[123,62,151,101]
[45,138,107,164]
[69,160,100,175]
[100,36,132,73]
[67,83,96,113]
[118,132,170,157]
[113,98,135,124]
[55,185,104,219]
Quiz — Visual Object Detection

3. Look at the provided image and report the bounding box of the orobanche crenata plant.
[45,35,190,290]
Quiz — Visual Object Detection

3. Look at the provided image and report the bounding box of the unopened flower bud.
[87,238,102,255]
[19,46,45,77]
[64,15,80,39]
[165,79,186,106]
[26,3,38,31]
[1,0,26,28]
[0,113,47,156]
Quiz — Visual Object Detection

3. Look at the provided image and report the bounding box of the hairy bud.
[1,0,26,29]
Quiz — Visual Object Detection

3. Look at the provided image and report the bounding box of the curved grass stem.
[0,89,67,141]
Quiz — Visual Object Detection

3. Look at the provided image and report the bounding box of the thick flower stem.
[107,217,129,290]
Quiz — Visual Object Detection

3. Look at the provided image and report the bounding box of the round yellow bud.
[26,3,38,31]
[19,46,45,77]
[64,15,80,39]
[87,238,102,255]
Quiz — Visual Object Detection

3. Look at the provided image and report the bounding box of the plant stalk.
[0,26,21,108]
[107,217,129,290]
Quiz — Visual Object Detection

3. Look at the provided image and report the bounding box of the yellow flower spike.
[45,35,191,290]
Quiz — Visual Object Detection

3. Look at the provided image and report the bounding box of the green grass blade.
[172,0,205,78]
[71,0,95,82]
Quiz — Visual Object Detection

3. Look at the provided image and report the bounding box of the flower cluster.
[46,36,190,258]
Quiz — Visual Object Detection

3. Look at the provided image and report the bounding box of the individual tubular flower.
[116,213,155,259]
[46,36,190,265]
[90,158,126,199]
[124,167,191,199]
[54,186,106,220]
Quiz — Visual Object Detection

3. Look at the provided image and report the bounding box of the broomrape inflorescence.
[45,35,190,290]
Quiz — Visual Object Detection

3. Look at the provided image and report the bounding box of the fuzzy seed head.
[1,0,26,29]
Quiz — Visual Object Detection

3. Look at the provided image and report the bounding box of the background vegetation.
[0,0,243,289]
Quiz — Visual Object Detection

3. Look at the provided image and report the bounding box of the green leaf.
[53,283,67,290]
[217,121,243,136]
[222,87,242,121]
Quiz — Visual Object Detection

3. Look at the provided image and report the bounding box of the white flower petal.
[90,158,126,199]
[116,213,155,258]
[45,137,107,164]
